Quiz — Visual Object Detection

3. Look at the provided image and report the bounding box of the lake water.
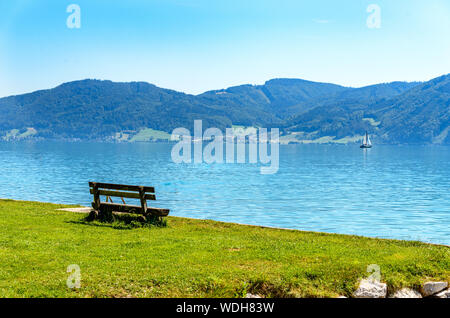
[0,141,449,245]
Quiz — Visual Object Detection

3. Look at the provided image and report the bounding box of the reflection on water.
[0,141,449,245]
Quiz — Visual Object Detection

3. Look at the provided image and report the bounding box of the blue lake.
[0,141,449,245]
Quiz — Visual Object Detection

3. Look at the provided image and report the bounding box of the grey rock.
[245,293,262,298]
[422,282,448,297]
[390,288,422,298]
[353,279,387,298]
[58,207,92,213]
[434,289,450,298]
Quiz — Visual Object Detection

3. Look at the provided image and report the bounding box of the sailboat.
[360,131,372,149]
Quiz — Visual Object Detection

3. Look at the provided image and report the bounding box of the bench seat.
[93,202,170,217]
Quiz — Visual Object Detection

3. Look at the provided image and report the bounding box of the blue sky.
[0,0,449,97]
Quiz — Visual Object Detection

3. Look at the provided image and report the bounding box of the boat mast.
[361,131,372,147]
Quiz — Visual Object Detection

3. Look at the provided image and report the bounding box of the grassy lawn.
[0,199,448,298]
[129,128,172,142]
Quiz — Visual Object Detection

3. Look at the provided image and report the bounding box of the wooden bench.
[89,182,170,219]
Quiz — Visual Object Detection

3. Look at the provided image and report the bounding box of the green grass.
[0,199,448,298]
[129,128,172,142]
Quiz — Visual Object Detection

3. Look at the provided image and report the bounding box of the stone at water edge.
[421,282,448,297]
[353,279,387,298]
[245,293,262,298]
[389,288,422,298]
[434,289,450,298]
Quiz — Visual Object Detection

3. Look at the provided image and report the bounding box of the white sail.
[361,131,372,148]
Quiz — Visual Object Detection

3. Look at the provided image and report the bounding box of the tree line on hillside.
[0,75,448,144]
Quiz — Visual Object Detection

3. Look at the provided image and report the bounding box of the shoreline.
[2,139,450,146]
[4,198,447,248]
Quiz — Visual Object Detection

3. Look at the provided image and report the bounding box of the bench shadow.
[67,213,167,230]
[66,220,136,230]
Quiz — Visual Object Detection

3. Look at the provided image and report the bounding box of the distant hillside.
[0,80,234,140]
[284,75,449,144]
[369,75,450,144]
[282,81,421,119]
[0,78,351,140]
[0,75,448,144]
[200,79,348,118]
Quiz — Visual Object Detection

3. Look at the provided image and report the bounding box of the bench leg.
[99,206,114,223]
[87,209,99,221]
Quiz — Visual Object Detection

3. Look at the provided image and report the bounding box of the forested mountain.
[369,74,450,144]
[0,78,351,139]
[0,75,448,144]
[0,80,234,139]
[199,78,348,118]
[284,75,449,144]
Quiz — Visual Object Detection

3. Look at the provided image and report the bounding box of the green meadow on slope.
[0,199,448,298]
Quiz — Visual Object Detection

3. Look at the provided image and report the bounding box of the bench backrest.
[89,182,156,212]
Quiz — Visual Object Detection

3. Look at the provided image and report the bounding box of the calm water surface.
[0,141,449,245]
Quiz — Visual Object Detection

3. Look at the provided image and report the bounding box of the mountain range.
[0,74,449,144]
